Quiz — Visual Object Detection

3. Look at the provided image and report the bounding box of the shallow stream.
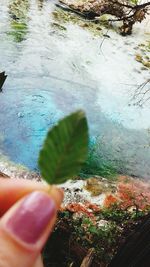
[0,0,150,178]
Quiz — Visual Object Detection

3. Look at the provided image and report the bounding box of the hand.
[0,177,63,267]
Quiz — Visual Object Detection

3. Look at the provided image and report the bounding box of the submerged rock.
[0,72,7,91]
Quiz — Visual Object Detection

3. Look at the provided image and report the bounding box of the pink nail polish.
[6,192,55,244]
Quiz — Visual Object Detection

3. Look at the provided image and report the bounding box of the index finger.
[0,177,63,216]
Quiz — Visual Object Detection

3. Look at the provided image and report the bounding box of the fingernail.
[6,192,56,244]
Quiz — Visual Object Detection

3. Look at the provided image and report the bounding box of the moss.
[84,177,117,196]
[79,142,117,180]
[58,207,149,263]
[135,54,143,63]
[11,21,27,30]
[43,204,149,266]
[9,0,29,20]
[7,21,28,42]
[8,0,29,42]
[129,0,139,4]
[52,8,105,36]
[71,214,121,263]
[138,41,150,53]
[51,22,67,31]
[142,60,150,68]
[135,43,150,69]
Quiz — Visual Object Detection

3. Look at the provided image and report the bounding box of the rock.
[85,177,104,196]
[0,71,7,91]
[17,112,24,118]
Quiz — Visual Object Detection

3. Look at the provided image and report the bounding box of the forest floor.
[42,175,150,266]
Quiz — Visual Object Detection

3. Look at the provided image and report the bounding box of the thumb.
[0,191,59,267]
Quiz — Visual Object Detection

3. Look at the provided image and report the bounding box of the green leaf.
[38,110,89,184]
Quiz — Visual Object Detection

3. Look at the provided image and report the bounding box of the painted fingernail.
[6,192,56,244]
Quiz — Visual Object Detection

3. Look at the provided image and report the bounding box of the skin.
[0,176,64,267]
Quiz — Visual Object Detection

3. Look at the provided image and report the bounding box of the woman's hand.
[0,177,63,267]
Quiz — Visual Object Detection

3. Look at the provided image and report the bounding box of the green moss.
[43,206,149,266]
[74,207,149,263]
[80,142,117,180]
[129,0,139,4]
[8,0,29,42]
[99,204,149,223]
[11,21,27,30]
[8,21,28,42]
[71,214,121,263]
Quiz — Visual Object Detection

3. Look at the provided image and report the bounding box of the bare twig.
[130,79,150,107]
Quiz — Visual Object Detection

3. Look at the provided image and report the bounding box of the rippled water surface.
[0,0,150,177]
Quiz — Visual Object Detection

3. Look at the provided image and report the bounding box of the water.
[0,0,150,177]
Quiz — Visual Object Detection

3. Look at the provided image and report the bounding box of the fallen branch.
[57,0,150,35]
[80,248,95,267]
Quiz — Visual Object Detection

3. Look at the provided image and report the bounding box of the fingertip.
[0,192,57,258]
[0,191,58,267]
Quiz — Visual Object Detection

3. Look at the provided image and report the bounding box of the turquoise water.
[0,0,150,177]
